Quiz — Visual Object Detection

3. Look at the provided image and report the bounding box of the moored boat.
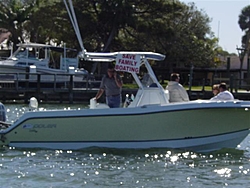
[0,43,88,82]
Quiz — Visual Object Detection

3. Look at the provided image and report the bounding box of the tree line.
[0,0,233,76]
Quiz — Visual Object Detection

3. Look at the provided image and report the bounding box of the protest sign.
[115,54,140,73]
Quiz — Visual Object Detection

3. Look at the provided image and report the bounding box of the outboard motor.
[0,102,6,122]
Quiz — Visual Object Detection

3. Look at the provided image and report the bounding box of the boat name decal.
[22,124,57,129]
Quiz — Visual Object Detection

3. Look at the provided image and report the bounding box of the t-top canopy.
[83,51,166,62]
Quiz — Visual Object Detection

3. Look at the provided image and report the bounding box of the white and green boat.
[0,51,249,152]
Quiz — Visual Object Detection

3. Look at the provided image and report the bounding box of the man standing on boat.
[166,73,189,102]
[94,64,123,108]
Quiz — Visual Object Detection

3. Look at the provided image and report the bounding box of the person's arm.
[95,88,104,100]
[179,86,189,101]
[210,96,217,100]
[114,72,123,88]
[94,76,105,100]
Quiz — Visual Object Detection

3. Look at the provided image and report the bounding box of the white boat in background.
[0,51,249,152]
[0,43,88,82]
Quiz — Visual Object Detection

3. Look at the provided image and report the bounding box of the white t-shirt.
[210,90,234,101]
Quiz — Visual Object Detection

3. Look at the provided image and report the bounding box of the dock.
[0,72,249,103]
[0,72,100,103]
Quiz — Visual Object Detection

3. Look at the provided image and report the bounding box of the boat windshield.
[12,46,48,60]
[14,48,28,58]
[141,73,155,87]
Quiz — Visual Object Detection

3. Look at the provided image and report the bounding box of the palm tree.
[238,5,250,72]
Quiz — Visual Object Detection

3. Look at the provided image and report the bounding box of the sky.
[181,0,250,54]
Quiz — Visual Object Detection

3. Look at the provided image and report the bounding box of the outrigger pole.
[63,0,86,56]
[63,0,99,74]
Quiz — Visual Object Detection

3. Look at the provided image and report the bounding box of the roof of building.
[218,55,249,70]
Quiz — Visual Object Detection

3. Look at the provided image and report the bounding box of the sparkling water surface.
[1,103,250,188]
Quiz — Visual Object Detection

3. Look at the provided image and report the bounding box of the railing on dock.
[0,72,101,103]
[0,72,250,103]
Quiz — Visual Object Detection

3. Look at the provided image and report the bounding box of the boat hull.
[0,65,84,82]
[1,101,250,152]
[8,130,249,153]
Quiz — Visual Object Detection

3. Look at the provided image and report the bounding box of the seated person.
[212,84,220,96]
[210,83,234,101]
[166,73,189,102]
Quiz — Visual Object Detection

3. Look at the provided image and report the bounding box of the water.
[1,104,250,188]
